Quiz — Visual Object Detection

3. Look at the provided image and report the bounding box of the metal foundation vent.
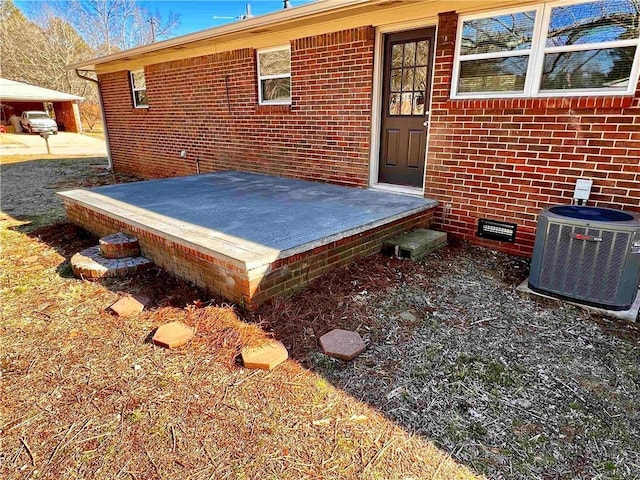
[477,218,517,243]
[529,205,640,311]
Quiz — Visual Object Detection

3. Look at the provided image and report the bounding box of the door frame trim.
[369,18,438,196]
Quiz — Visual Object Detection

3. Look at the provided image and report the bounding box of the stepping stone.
[241,340,288,370]
[99,233,141,259]
[152,322,194,349]
[108,294,150,317]
[399,311,417,322]
[71,246,152,279]
[319,329,366,361]
[383,228,447,261]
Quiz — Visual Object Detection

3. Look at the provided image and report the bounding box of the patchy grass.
[0,227,474,480]
[2,156,639,479]
[0,156,134,231]
[0,158,477,479]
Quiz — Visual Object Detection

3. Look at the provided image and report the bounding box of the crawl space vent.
[477,219,517,243]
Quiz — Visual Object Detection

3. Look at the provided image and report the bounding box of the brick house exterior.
[99,28,374,187]
[75,0,640,258]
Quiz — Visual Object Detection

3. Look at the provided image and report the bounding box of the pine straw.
[3,157,638,479]
[0,218,477,480]
[249,255,429,362]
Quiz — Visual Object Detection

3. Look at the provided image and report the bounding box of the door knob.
[423,120,429,127]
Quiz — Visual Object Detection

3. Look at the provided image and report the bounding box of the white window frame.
[257,45,291,105]
[451,0,640,99]
[130,69,148,108]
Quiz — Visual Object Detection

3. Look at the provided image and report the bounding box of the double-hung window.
[130,69,148,108]
[257,46,291,105]
[452,0,640,98]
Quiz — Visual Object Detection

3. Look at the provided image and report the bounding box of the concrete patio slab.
[59,171,437,308]
[60,172,436,269]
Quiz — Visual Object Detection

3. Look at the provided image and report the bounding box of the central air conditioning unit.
[529,205,640,311]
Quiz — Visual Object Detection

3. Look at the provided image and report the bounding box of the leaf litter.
[1,156,639,479]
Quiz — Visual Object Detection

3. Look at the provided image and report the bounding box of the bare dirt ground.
[1,156,639,479]
[1,155,134,229]
[0,133,107,157]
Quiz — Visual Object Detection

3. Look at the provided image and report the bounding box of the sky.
[15,0,315,38]
[139,0,315,36]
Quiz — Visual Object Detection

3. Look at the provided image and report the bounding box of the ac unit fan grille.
[538,222,631,305]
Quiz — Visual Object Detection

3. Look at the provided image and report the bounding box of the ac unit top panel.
[543,205,640,230]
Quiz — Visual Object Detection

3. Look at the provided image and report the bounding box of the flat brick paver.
[108,294,150,317]
[319,329,366,361]
[241,340,288,370]
[152,322,194,349]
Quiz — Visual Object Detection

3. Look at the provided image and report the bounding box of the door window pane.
[391,69,402,92]
[416,41,430,65]
[414,66,428,92]
[401,93,413,115]
[389,93,401,115]
[403,42,416,66]
[413,93,425,115]
[402,69,414,91]
[392,44,403,68]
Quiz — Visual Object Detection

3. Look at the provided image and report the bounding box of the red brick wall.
[64,198,432,309]
[99,27,374,187]
[426,11,640,257]
[54,102,80,133]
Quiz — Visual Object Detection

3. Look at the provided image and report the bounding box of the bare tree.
[1,0,96,99]
[80,101,101,130]
[61,0,180,54]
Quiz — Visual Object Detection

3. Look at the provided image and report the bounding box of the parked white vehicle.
[20,111,58,134]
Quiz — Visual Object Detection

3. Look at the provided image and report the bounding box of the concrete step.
[71,246,152,279]
[383,228,447,261]
[99,232,140,259]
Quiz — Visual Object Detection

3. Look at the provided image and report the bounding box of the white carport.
[0,78,84,133]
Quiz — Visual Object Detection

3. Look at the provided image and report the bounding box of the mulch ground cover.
[1,156,639,479]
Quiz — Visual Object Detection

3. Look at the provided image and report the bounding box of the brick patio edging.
[63,200,433,309]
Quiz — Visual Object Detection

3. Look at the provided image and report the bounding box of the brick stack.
[71,233,152,279]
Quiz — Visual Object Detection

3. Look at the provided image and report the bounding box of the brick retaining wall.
[64,200,433,309]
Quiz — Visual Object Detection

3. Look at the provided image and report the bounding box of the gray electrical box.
[529,205,640,311]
